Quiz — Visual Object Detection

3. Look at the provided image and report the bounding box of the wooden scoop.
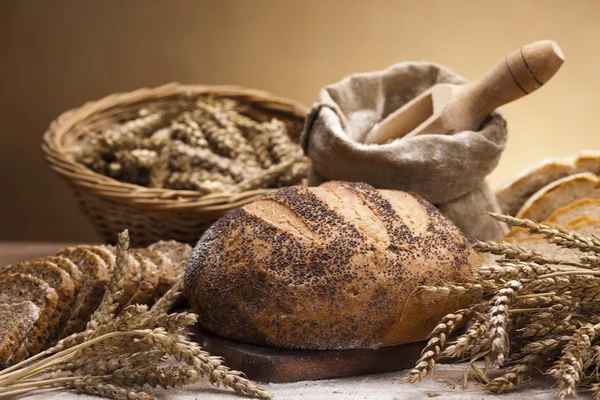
[364,40,565,144]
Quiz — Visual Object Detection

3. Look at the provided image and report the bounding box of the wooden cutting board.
[191,325,425,383]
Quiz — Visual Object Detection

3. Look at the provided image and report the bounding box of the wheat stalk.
[487,363,531,393]
[471,240,586,267]
[487,280,522,365]
[150,279,184,314]
[444,313,489,358]
[406,310,468,383]
[417,282,493,296]
[410,215,600,398]
[86,230,131,332]
[490,213,600,254]
[0,231,270,399]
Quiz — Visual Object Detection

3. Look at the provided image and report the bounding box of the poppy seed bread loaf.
[185,181,480,350]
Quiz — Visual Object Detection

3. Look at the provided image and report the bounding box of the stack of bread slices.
[0,240,191,369]
[496,151,600,262]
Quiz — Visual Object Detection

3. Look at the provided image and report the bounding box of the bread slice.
[575,150,600,175]
[1,261,75,342]
[545,198,600,225]
[55,248,110,338]
[135,248,175,297]
[496,151,600,216]
[60,245,116,273]
[87,246,116,273]
[148,240,191,278]
[515,173,600,223]
[125,253,159,307]
[0,274,59,362]
[36,256,83,294]
[0,301,40,368]
[565,217,600,237]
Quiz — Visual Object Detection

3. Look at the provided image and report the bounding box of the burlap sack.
[301,62,508,240]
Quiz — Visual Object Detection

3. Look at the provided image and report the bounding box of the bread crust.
[496,151,600,216]
[185,181,479,350]
[546,198,600,225]
[565,217,600,236]
[55,248,110,338]
[37,256,83,294]
[516,173,600,223]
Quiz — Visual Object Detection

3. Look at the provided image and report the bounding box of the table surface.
[0,242,569,399]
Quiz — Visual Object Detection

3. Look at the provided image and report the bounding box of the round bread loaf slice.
[0,274,59,361]
[55,248,110,338]
[135,248,175,298]
[496,151,600,216]
[505,196,600,240]
[61,245,116,273]
[546,198,600,225]
[515,173,600,223]
[0,301,40,368]
[1,261,75,342]
[566,217,600,237]
[149,241,191,276]
[36,256,83,294]
[185,181,480,350]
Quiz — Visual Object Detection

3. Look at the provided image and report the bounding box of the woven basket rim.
[42,82,309,210]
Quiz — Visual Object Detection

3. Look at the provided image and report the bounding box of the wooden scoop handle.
[365,40,564,144]
[458,40,565,122]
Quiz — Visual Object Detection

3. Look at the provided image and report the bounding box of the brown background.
[1,0,599,242]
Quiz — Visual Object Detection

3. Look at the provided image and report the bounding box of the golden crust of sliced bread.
[545,198,600,225]
[1,261,75,342]
[515,172,600,223]
[37,256,83,294]
[496,151,600,216]
[504,196,600,241]
[0,274,59,362]
[55,248,110,338]
[126,253,159,308]
[0,301,39,368]
[62,245,116,273]
[565,217,600,237]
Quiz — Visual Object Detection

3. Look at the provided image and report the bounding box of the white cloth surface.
[19,364,570,400]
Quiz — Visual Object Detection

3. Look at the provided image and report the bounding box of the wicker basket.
[42,83,308,247]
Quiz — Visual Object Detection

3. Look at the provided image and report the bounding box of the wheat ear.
[471,240,586,268]
[87,230,131,331]
[490,213,600,254]
[407,310,468,383]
